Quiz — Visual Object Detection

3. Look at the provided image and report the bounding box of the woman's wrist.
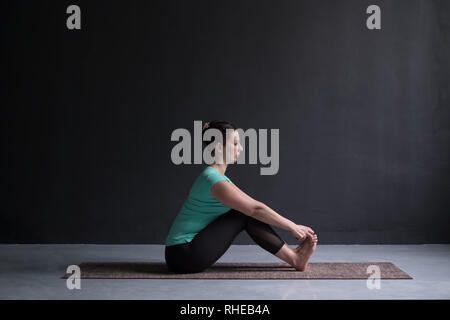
[286,220,297,232]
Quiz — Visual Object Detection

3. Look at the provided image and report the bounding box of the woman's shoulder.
[199,166,232,185]
[202,166,229,179]
[202,165,218,175]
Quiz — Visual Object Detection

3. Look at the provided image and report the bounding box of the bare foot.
[293,237,317,271]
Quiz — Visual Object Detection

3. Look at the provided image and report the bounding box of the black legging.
[165,209,286,273]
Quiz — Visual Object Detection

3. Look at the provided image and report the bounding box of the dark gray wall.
[1,0,449,244]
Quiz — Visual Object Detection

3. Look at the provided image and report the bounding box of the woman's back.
[165,166,233,246]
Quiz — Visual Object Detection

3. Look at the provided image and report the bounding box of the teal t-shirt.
[165,166,233,246]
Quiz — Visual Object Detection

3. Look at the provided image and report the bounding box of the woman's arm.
[210,181,296,231]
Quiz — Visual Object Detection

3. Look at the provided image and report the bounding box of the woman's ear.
[215,142,224,164]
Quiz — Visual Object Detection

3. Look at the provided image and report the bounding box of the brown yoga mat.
[61,261,412,279]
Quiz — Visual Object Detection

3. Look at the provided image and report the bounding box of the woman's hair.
[202,120,237,150]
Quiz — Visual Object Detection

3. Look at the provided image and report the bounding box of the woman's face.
[224,130,243,164]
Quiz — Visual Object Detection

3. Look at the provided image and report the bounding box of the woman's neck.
[210,163,227,176]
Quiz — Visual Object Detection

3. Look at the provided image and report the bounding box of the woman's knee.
[225,209,250,224]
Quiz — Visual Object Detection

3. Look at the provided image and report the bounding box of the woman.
[165,120,318,273]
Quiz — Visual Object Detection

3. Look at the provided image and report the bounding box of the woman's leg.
[245,216,286,254]
[245,215,300,268]
[244,213,319,271]
[164,209,248,273]
[174,209,250,272]
[170,209,296,273]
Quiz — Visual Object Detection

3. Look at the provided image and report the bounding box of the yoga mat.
[61,262,412,279]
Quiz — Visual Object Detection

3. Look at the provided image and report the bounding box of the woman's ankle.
[274,243,297,266]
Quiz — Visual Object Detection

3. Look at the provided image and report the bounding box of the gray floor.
[0,244,449,300]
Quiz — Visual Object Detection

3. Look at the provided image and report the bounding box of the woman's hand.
[289,224,316,242]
